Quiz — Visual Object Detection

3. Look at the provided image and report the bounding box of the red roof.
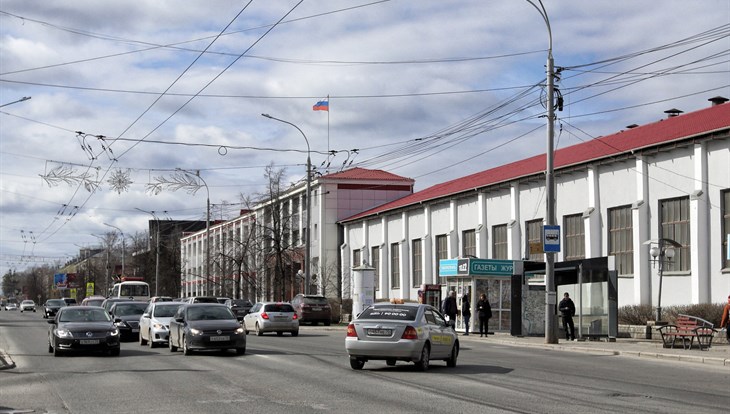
[342,103,730,223]
[320,167,414,183]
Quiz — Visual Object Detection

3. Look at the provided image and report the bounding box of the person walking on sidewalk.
[461,293,471,336]
[442,290,458,330]
[720,294,730,343]
[476,293,491,338]
[559,292,576,341]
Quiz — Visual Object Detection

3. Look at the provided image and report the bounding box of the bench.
[656,314,717,350]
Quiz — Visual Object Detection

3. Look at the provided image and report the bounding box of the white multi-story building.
[180,168,414,300]
[340,98,730,312]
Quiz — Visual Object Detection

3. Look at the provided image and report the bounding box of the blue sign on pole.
[543,225,560,253]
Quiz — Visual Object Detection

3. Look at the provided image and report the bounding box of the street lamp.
[136,208,160,296]
[645,238,681,322]
[261,113,312,295]
[104,222,125,278]
[524,0,558,343]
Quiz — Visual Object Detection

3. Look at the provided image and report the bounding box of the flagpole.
[327,94,330,166]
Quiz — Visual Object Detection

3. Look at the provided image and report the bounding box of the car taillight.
[346,323,358,338]
[401,326,418,340]
[261,312,269,320]
[292,313,298,320]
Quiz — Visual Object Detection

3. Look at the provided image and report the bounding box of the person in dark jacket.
[461,293,471,336]
[559,292,576,341]
[476,293,492,338]
[442,290,458,330]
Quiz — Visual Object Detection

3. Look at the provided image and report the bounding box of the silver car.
[243,302,299,336]
[139,301,183,348]
[345,303,459,371]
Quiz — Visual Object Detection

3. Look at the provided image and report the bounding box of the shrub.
[618,303,725,326]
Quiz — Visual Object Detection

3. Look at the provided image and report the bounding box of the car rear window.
[359,307,418,321]
[187,306,234,320]
[153,304,181,317]
[264,304,294,313]
[47,299,66,306]
[302,296,328,305]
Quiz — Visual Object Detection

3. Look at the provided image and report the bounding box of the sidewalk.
[1,329,727,370]
[460,331,730,367]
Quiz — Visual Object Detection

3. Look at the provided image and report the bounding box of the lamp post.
[136,208,160,296]
[524,0,558,344]
[645,238,681,322]
[261,113,312,295]
[103,222,125,278]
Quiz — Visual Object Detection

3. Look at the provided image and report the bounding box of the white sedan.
[345,303,459,371]
[20,300,36,312]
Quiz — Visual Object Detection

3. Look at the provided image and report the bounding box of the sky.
[1,0,728,276]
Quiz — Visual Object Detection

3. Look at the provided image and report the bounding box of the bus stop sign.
[543,225,560,253]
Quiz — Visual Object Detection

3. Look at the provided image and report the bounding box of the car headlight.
[235,327,244,334]
[115,321,130,328]
[189,328,202,336]
[152,323,167,331]
[110,328,120,337]
[55,328,73,338]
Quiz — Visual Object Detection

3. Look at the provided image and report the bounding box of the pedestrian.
[461,293,471,336]
[559,292,576,341]
[476,293,491,337]
[442,290,458,330]
[720,294,730,344]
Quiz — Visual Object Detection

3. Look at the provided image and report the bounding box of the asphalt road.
[1,310,728,414]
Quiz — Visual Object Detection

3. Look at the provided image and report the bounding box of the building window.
[435,234,448,273]
[390,243,400,289]
[352,249,361,269]
[492,224,508,259]
[608,205,633,276]
[660,196,691,272]
[564,213,585,261]
[371,246,380,291]
[723,190,730,270]
[462,229,476,258]
[412,239,422,287]
[526,219,544,262]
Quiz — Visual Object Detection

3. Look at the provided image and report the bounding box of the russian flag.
[313,100,329,111]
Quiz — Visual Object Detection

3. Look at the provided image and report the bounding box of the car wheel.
[53,343,63,357]
[169,336,178,352]
[277,331,284,336]
[291,330,299,337]
[446,343,459,368]
[415,344,430,372]
[386,359,396,366]
[182,335,192,356]
[139,330,148,346]
[236,347,246,355]
[149,331,157,348]
[47,341,53,353]
[350,357,365,370]
[255,323,263,336]
[324,320,331,326]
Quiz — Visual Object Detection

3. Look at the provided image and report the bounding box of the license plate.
[311,307,322,311]
[132,329,139,333]
[210,336,229,342]
[367,329,392,337]
[79,339,99,345]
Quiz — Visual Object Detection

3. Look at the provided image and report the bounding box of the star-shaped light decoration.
[107,168,133,193]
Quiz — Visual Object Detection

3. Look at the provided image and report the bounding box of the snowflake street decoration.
[40,164,100,192]
[107,168,133,193]
[146,171,203,196]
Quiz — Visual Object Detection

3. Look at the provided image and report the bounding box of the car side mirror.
[175,316,184,323]
[114,318,122,323]
[142,313,150,319]
[47,319,56,324]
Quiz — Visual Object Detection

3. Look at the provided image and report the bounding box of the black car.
[224,298,253,318]
[47,306,121,356]
[168,303,246,355]
[43,299,67,319]
[108,301,148,341]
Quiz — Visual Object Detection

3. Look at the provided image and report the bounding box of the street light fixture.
[261,113,312,295]
[103,222,125,278]
[645,238,681,322]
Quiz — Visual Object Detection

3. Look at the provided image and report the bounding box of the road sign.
[543,225,560,253]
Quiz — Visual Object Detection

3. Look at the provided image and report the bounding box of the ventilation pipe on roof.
[708,96,728,106]
[626,124,639,129]
[664,108,683,118]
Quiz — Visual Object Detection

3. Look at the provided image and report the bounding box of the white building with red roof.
[340,98,730,326]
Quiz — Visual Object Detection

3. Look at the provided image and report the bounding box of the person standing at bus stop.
[559,292,576,341]
[476,293,491,338]
[461,293,471,336]
[442,290,458,330]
